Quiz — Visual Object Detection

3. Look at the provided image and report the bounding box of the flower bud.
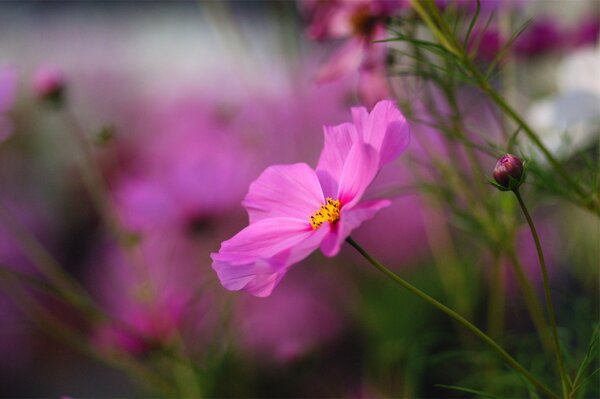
[492,154,525,191]
[32,65,66,105]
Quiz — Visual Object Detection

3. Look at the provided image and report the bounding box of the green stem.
[513,190,570,398]
[0,202,98,315]
[506,249,554,357]
[486,253,505,342]
[411,0,600,215]
[346,237,559,399]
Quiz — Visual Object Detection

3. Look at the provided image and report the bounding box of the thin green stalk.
[506,249,554,357]
[411,0,600,215]
[513,190,570,398]
[0,202,97,315]
[0,270,174,396]
[346,237,559,399]
[62,110,131,245]
[486,253,505,342]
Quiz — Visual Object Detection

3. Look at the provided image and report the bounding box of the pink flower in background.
[112,95,257,234]
[302,0,402,106]
[31,65,66,101]
[467,27,505,63]
[0,66,17,142]
[569,17,600,48]
[235,269,345,363]
[211,100,410,297]
[514,18,563,58]
[89,234,213,355]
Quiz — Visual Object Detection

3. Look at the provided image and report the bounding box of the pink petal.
[315,122,358,198]
[212,224,328,297]
[213,217,314,264]
[359,100,411,167]
[212,257,289,298]
[336,142,379,207]
[243,163,324,224]
[316,38,365,83]
[320,199,391,256]
[351,106,369,133]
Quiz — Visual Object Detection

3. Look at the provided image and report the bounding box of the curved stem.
[486,253,505,342]
[346,237,559,399]
[410,0,600,215]
[513,190,570,398]
[506,249,553,357]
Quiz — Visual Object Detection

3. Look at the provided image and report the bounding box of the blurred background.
[0,1,598,397]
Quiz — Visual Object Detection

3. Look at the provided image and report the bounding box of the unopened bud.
[32,65,66,105]
[492,154,525,191]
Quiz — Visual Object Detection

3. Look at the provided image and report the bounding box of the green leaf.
[436,383,500,398]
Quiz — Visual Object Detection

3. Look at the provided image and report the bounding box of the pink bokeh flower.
[88,233,213,355]
[569,17,600,48]
[467,26,505,63]
[514,18,563,58]
[234,268,346,363]
[211,100,410,297]
[302,0,402,106]
[31,65,66,102]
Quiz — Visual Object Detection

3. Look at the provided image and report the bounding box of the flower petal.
[243,163,324,223]
[212,217,314,264]
[357,100,411,167]
[336,142,379,207]
[212,257,289,298]
[320,199,391,256]
[212,223,328,297]
[315,122,358,198]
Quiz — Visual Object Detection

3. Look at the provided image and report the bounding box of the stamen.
[309,197,340,229]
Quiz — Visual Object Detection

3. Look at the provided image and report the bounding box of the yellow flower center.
[309,197,341,230]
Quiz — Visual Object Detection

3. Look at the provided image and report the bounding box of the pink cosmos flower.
[211,100,410,297]
[302,0,402,106]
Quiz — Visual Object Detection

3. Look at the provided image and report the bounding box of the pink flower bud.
[32,65,65,103]
[493,154,525,190]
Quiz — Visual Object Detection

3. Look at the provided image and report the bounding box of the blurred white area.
[526,42,600,158]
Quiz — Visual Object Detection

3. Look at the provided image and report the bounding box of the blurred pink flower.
[235,268,345,363]
[302,0,402,106]
[112,96,258,234]
[211,100,410,297]
[31,65,66,102]
[467,26,505,63]
[514,18,563,58]
[569,16,600,48]
[89,233,213,355]
[0,66,17,142]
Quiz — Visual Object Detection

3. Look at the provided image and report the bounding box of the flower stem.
[410,0,600,216]
[486,253,505,342]
[506,249,554,357]
[513,190,570,398]
[346,236,559,399]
